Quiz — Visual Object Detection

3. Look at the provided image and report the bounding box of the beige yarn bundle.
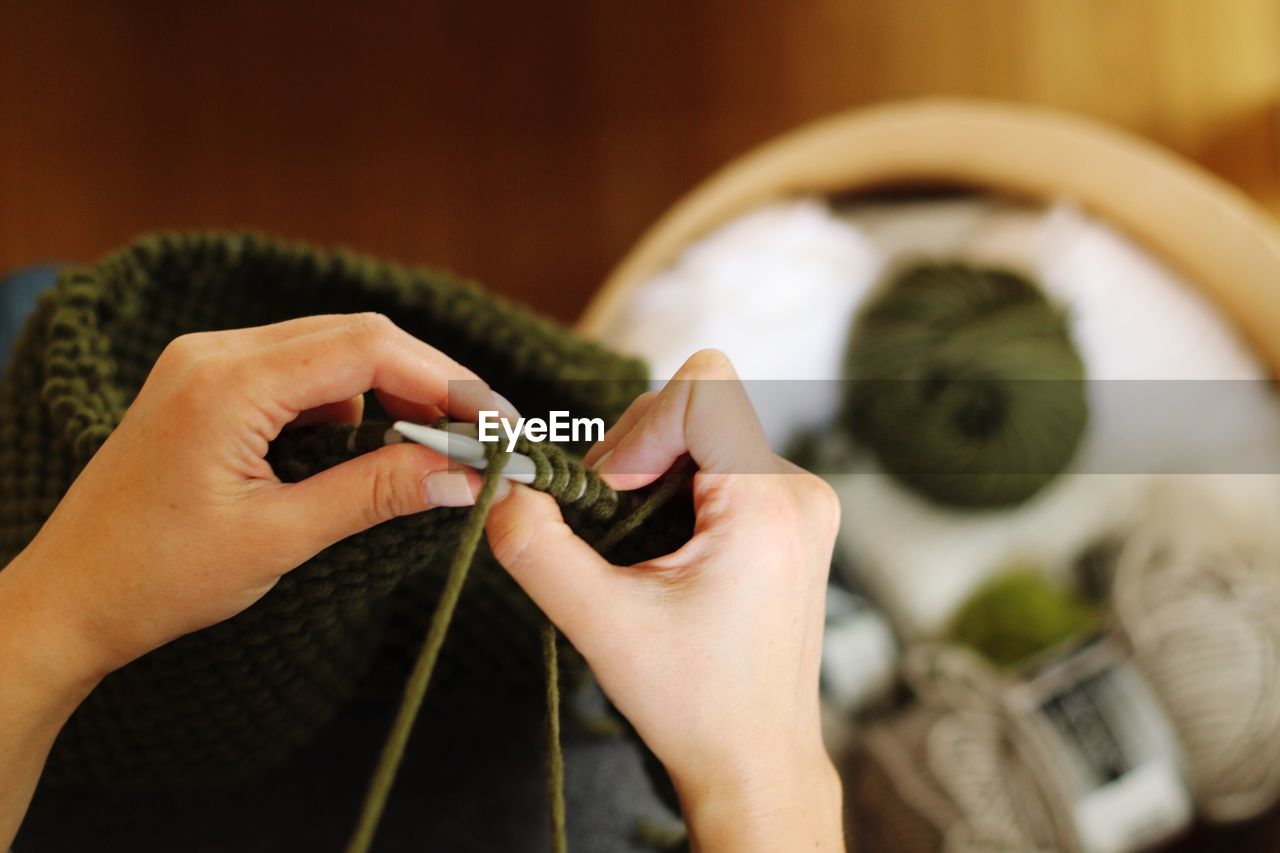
[851,508,1280,851]
[1112,520,1280,822]
[851,645,1076,853]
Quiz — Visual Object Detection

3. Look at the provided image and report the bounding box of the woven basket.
[580,98,1280,375]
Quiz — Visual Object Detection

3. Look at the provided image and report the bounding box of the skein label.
[1006,636,1192,853]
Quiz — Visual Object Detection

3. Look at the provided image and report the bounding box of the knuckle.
[159,333,207,368]
[365,465,409,526]
[487,493,559,574]
[793,472,841,536]
[160,352,231,418]
[184,352,234,391]
[488,514,536,571]
[351,310,395,335]
[344,311,398,355]
[222,356,257,389]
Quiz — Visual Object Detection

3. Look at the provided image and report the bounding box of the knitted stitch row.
[0,232,691,787]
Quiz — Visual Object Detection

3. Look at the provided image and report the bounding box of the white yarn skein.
[604,193,1280,637]
[600,197,881,448]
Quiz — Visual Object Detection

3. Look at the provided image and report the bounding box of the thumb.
[485,484,617,642]
[262,443,495,562]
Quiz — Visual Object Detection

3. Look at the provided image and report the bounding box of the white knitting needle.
[386,420,538,484]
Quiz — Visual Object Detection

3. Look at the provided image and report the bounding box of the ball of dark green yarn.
[843,262,1087,508]
[949,568,1099,668]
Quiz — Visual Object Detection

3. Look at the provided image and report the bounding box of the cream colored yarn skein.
[1112,515,1280,822]
[853,645,1075,853]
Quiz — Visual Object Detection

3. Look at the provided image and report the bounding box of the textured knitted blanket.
[0,232,686,788]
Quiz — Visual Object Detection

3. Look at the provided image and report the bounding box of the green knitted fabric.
[0,232,692,787]
[843,262,1087,508]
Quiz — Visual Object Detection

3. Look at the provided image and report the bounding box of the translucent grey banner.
[437,379,1280,477]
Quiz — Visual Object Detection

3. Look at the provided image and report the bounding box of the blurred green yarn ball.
[843,262,1087,509]
[949,569,1099,668]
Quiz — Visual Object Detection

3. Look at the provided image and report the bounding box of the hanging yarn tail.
[346,447,513,853]
[345,433,697,852]
[544,620,568,853]
[595,456,694,554]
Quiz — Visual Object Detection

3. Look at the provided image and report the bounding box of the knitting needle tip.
[390,421,537,484]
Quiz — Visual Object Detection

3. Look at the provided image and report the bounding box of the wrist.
[672,740,844,852]
[0,547,105,718]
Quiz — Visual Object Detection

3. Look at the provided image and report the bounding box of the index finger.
[240,313,519,430]
[595,349,773,490]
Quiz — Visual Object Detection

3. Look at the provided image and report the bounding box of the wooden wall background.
[6,3,1280,850]
[2,0,1279,322]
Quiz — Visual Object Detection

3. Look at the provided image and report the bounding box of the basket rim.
[580,97,1280,373]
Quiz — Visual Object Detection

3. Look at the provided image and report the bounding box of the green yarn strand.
[347,448,511,853]
[340,429,693,852]
[543,620,568,853]
[844,262,1087,508]
[595,456,694,555]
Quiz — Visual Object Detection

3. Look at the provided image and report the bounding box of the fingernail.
[448,382,520,422]
[592,448,614,471]
[491,391,522,422]
[424,470,478,507]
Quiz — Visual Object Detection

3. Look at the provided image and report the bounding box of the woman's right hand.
[484,350,845,852]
